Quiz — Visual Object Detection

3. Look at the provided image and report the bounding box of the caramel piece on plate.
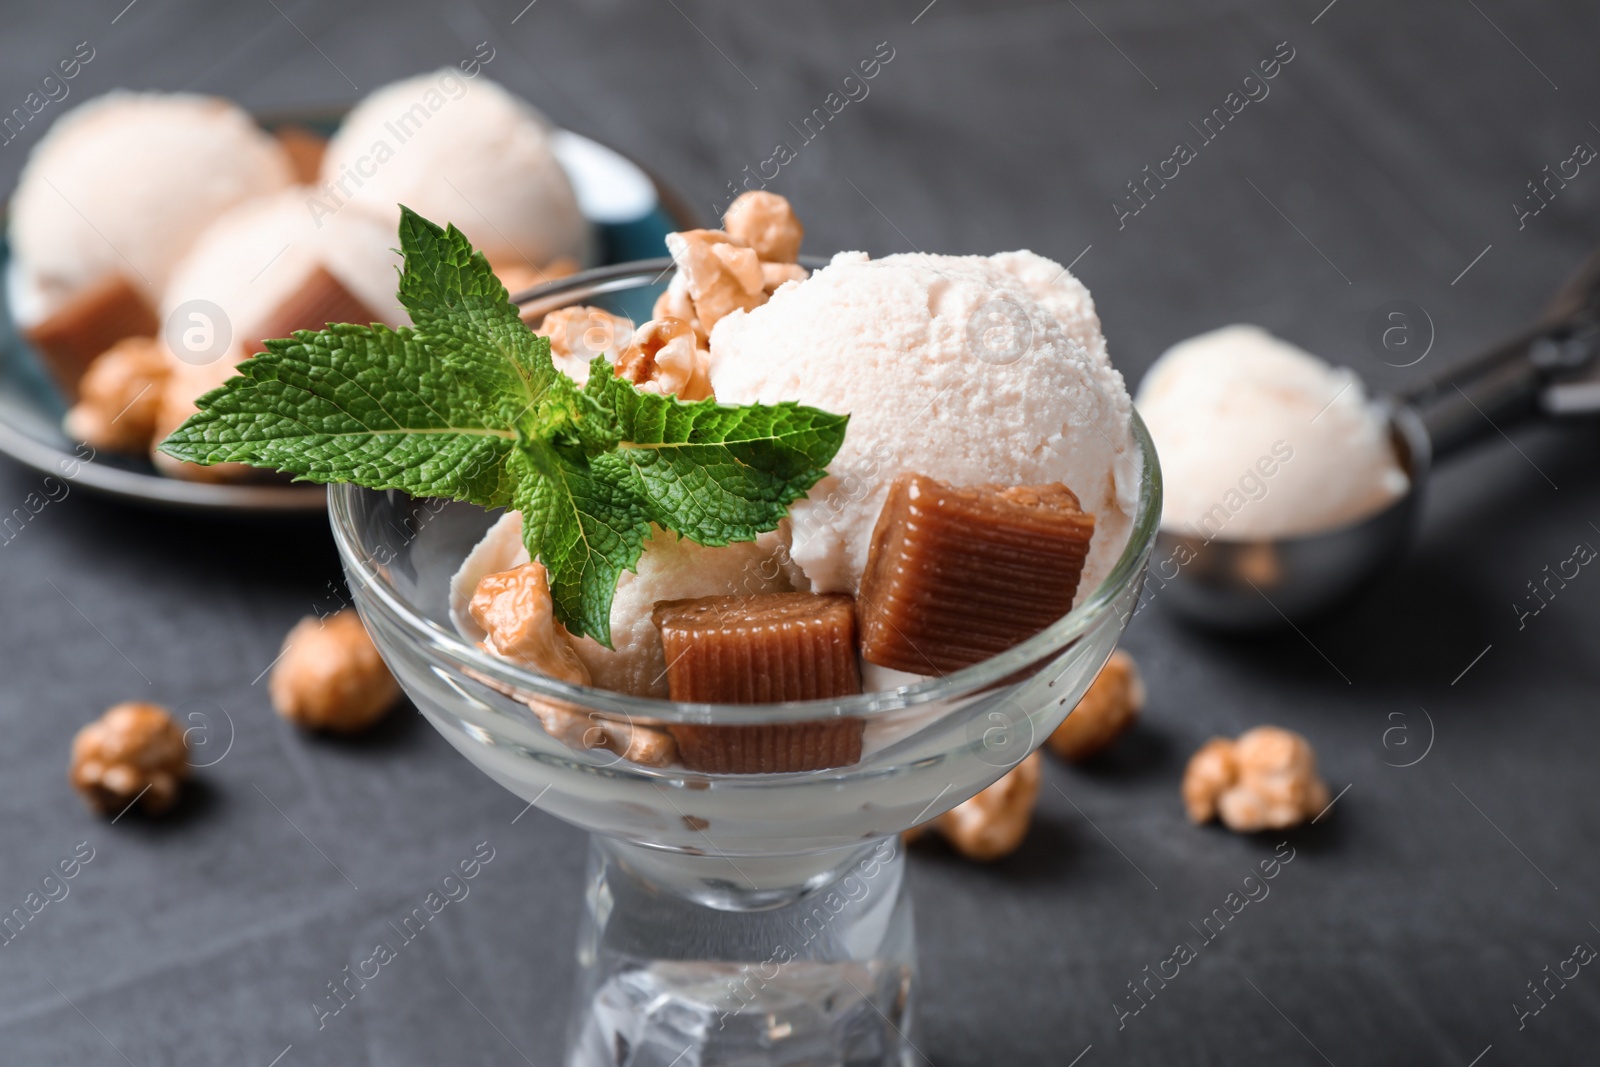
[25,274,159,401]
[652,592,863,774]
[246,265,378,356]
[858,474,1096,675]
[275,125,328,184]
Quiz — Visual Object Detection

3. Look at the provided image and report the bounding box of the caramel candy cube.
[665,719,864,776]
[25,273,159,401]
[246,265,378,356]
[858,474,1096,675]
[652,593,863,773]
[274,125,328,184]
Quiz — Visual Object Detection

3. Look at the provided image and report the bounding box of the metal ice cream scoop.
[1153,248,1600,629]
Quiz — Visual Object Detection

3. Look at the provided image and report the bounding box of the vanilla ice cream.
[452,513,794,698]
[8,92,294,321]
[151,188,406,479]
[710,250,1140,602]
[319,72,587,271]
[161,187,405,349]
[1136,324,1408,540]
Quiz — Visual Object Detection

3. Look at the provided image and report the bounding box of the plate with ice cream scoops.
[0,102,697,515]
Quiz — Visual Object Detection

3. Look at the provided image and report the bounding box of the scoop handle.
[1400,247,1600,463]
[1400,327,1547,461]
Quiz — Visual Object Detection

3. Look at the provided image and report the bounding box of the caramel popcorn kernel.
[469,562,591,686]
[723,191,804,264]
[269,609,401,733]
[70,702,188,816]
[275,125,328,184]
[532,306,631,362]
[522,697,679,768]
[651,277,706,343]
[615,317,713,401]
[761,261,809,295]
[1046,649,1144,762]
[1182,726,1330,832]
[530,305,634,383]
[470,563,678,767]
[63,337,171,453]
[1181,737,1236,824]
[665,229,765,332]
[912,752,1042,862]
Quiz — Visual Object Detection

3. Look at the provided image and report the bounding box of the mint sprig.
[161,207,847,647]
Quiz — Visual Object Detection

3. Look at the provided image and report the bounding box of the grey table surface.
[3,1,1599,1064]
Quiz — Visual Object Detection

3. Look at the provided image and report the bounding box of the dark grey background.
[2,1,1598,1064]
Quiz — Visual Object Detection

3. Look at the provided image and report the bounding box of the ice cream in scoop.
[1136,324,1408,540]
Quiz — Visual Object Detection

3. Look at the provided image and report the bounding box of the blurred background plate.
[0,108,695,515]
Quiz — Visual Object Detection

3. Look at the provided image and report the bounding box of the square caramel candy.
[857,473,1096,675]
[274,125,328,184]
[652,592,863,773]
[245,264,378,356]
[25,273,159,401]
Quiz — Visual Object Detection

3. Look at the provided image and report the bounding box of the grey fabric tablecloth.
[2,1,1598,1063]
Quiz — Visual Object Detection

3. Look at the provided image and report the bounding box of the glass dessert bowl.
[329,261,1162,1067]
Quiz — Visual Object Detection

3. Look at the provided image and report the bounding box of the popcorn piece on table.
[616,317,713,401]
[63,337,171,453]
[471,562,677,768]
[70,702,188,816]
[907,752,1042,862]
[1046,649,1144,762]
[269,609,401,733]
[1182,726,1330,832]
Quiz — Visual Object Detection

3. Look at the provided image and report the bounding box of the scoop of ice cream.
[161,187,405,354]
[319,72,587,271]
[709,250,1139,601]
[149,189,405,480]
[8,92,294,322]
[452,513,794,698]
[1135,324,1408,540]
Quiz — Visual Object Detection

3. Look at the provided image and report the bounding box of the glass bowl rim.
[328,258,1163,725]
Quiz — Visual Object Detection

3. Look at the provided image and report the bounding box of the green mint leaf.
[584,357,849,545]
[160,323,518,507]
[512,444,650,648]
[395,206,581,438]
